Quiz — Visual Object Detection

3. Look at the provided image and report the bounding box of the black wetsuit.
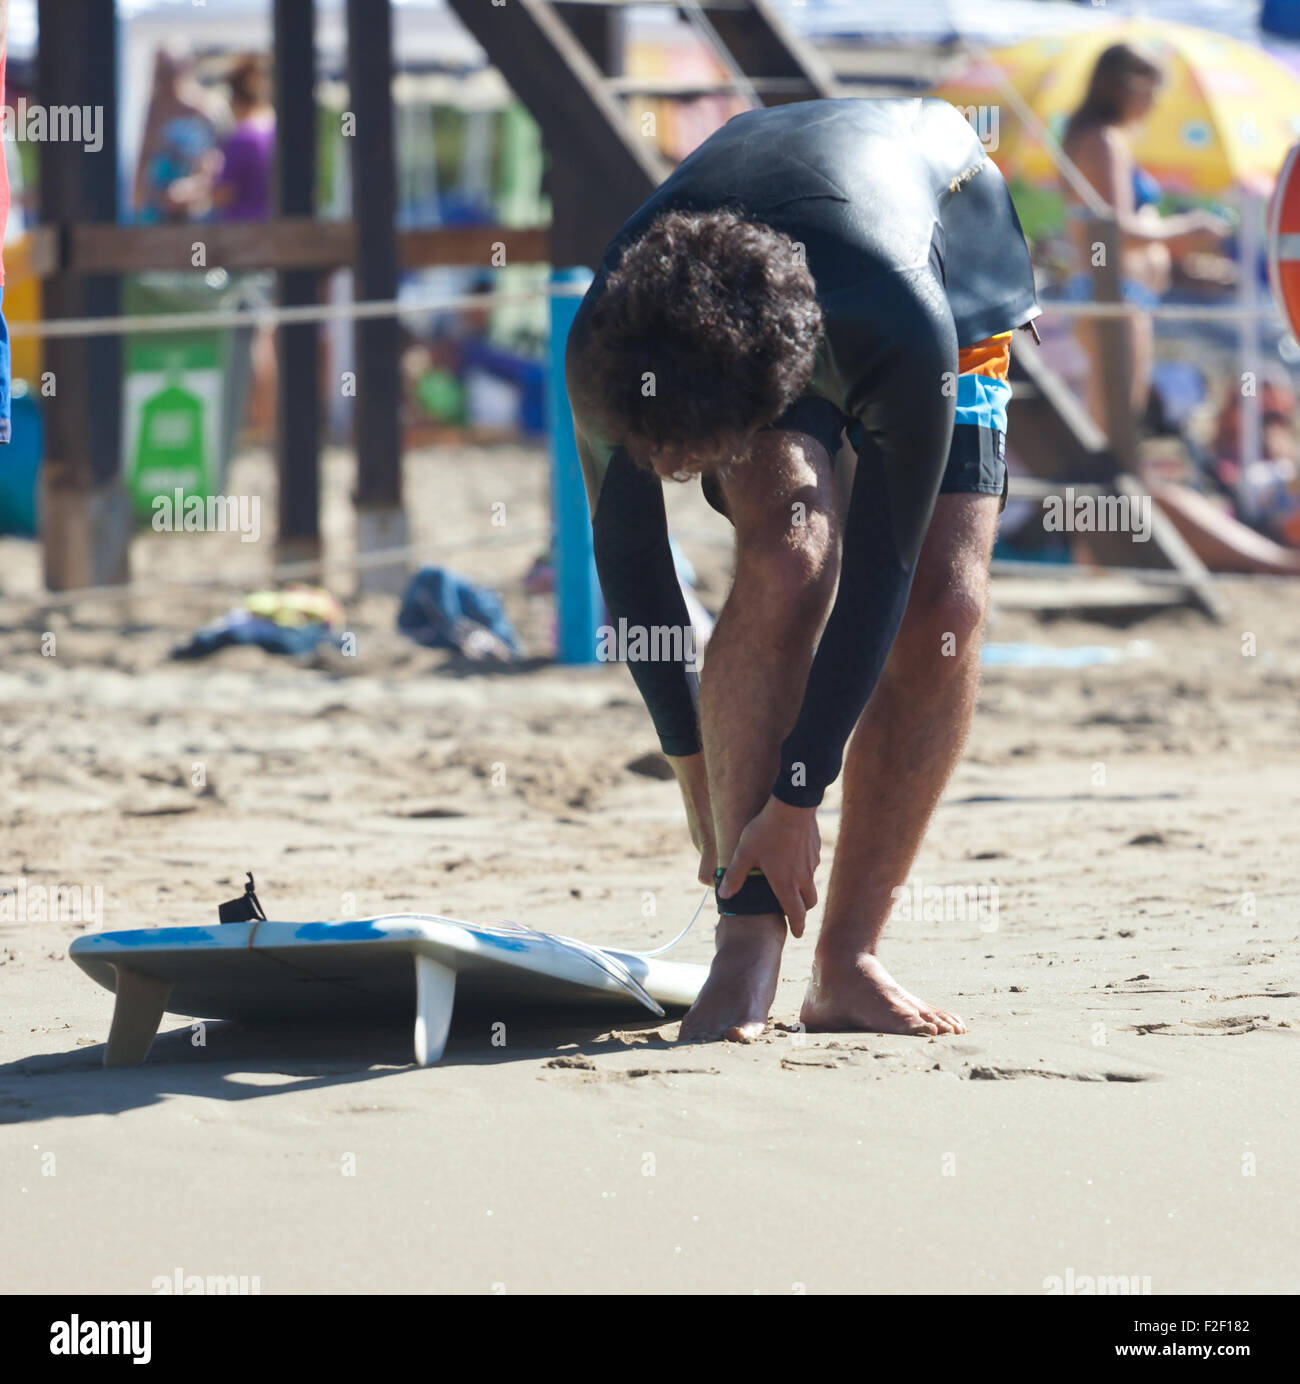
[566,98,1040,808]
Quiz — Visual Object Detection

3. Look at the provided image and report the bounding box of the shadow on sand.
[0,1009,685,1124]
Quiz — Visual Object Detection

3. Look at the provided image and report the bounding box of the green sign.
[124,336,224,519]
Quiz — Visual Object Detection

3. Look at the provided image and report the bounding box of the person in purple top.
[211,56,278,448]
[214,56,275,222]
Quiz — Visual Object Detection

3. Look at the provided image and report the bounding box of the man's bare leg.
[802,493,1000,1036]
[679,431,838,1041]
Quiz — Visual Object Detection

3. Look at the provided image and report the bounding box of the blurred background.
[6,0,1300,625]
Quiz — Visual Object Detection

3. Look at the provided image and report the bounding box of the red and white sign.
[1267,141,1300,339]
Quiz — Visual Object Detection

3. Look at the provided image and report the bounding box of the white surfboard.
[69,915,708,1068]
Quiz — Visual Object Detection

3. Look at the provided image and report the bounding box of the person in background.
[1061,43,1228,430]
[212,55,276,223]
[1144,372,1300,575]
[1245,415,1300,546]
[212,56,278,443]
[1210,375,1300,543]
[134,47,221,224]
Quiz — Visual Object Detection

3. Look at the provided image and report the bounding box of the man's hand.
[667,751,716,886]
[719,796,820,938]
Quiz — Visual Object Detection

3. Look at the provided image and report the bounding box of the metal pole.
[1239,190,1262,472]
[547,267,601,664]
[273,0,321,562]
[346,0,406,594]
[37,0,125,590]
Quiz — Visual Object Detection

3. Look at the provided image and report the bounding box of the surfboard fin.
[104,966,173,1067]
[218,872,268,924]
[413,954,456,1066]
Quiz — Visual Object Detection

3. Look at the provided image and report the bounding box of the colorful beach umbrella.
[933,18,1300,197]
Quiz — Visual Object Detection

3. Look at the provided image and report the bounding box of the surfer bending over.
[566,99,1040,1040]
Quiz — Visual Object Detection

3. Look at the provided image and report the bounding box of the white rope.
[6,283,586,341]
[629,890,710,958]
[7,280,1280,344]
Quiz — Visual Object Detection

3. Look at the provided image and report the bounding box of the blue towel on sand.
[397,567,521,660]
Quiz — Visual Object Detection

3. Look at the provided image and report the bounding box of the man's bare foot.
[678,915,786,1042]
[801,952,966,1036]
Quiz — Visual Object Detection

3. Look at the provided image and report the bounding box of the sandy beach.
[2,441,1297,1295]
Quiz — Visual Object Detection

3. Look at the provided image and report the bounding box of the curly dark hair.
[581,209,823,461]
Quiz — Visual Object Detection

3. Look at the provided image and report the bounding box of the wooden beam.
[992,576,1189,615]
[398,225,550,269]
[67,219,353,274]
[1007,334,1218,617]
[1084,474,1227,621]
[551,1,627,267]
[558,0,627,70]
[27,224,61,277]
[1008,329,1117,484]
[346,0,400,507]
[1006,334,1222,618]
[37,0,125,591]
[55,222,550,275]
[1089,217,1139,471]
[1007,477,1107,500]
[447,0,666,269]
[704,0,840,104]
[274,0,322,558]
[346,0,405,589]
